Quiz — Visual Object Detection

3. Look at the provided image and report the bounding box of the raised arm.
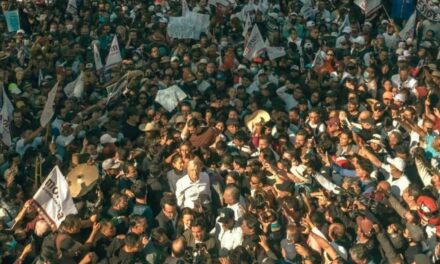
[359,146,382,168]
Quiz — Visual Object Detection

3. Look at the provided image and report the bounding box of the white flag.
[106,73,129,104]
[182,0,190,16]
[64,72,84,99]
[339,14,351,34]
[32,166,77,229]
[355,0,381,16]
[0,87,13,147]
[354,0,366,11]
[312,49,325,68]
[93,43,103,71]
[66,0,77,16]
[40,82,58,127]
[105,35,122,69]
[366,0,381,16]
[265,40,286,61]
[399,11,416,40]
[243,25,266,61]
[242,14,251,38]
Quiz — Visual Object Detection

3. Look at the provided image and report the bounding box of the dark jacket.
[99,238,146,264]
[155,211,177,240]
[183,230,218,262]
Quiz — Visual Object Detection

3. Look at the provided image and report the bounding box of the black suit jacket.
[155,211,177,240]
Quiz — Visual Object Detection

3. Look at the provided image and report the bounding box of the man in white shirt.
[175,159,211,209]
[362,147,410,198]
[381,157,411,198]
[223,184,245,223]
[212,207,243,257]
[383,22,399,49]
[287,28,302,54]
[391,68,418,94]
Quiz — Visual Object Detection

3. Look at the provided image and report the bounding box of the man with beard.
[106,193,130,234]
[100,158,121,204]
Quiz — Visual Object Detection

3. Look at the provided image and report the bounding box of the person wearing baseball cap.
[361,145,410,198]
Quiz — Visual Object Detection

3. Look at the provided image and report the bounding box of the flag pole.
[33,154,42,192]
[381,5,391,21]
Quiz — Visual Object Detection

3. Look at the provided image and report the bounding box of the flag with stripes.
[0,86,14,147]
[106,73,129,105]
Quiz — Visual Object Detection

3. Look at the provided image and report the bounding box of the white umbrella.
[155,85,187,112]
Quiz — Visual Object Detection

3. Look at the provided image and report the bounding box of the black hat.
[374,102,386,112]
[218,207,235,223]
[326,90,337,98]
[276,181,295,192]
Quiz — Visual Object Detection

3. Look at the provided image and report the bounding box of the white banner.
[40,82,58,127]
[4,10,20,32]
[167,12,210,40]
[105,35,122,68]
[93,43,103,71]
[32,166,77,228]
[0,87,13,147]
[155,85,187,112]
[243,24,266,60]
[417,0,440,22]
[399,11,416,40]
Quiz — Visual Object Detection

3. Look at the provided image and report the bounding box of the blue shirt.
[424,135,440,160]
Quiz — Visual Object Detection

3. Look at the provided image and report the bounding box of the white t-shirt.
[175,172,211,209]
[381,163,410,198]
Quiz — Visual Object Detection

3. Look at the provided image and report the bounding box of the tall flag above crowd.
[243,24,266,61]
[105,35,122,69]
[40,82,59,127]
[355,0,382,17]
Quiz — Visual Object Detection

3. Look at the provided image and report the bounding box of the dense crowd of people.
[0,0,440,263]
